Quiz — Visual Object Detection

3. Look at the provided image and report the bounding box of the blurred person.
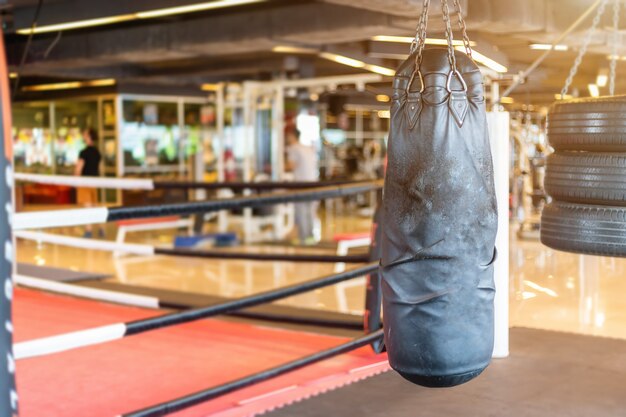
[286,129,319,245]
[74,128,102,238]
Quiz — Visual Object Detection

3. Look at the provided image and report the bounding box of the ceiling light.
[22,78,116,92]
[371,35,475,47]
[529,44,568,51]
[554,93,573,100]
[607,54,626,61]
[319,52,366,68]
[272,46,318,54]
[17,0,265,35]
[364,64,396,77]
[499,97,514,104]
[9,72,17,79]
[201,83,221,92]
[588,83,600,97]
[596,68,609,87]
[376,95,390,102]
[17,15,136,34]
[455,47,507,73]
[318,52,395,77]
[377,110,390,119]
[136,0,265,19]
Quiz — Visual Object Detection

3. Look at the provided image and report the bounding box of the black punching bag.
[381,1,498,388]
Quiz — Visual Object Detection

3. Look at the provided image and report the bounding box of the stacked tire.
[541,96,626,257]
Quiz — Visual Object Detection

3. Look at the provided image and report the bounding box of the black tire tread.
[548,96,626,151]
[545,152,626,206]
[541,202,626,257]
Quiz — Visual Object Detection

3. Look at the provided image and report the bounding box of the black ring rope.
[107,181,382,222]
[227,312,364,330]
[124,263,378,336]
[154,248,370,263]
[121,329,384,417]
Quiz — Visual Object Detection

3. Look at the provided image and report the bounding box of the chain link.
[411,0,431,69]
[441,0,458,71]
[610,0,620,96]
[561,0,609,98]
[409,0,472,83]
[452,0,473,58]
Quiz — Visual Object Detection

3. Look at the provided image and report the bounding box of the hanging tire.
[540,202,626,257]
[545,152,626,206]
[548,96,626,152]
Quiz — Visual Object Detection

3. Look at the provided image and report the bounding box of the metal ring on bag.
[446,69,468,93]
[406,69,425,95]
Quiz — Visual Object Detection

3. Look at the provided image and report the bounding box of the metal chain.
[441,0,458,71]
[411,0,430,49]
[411,0,431,68]
[610,0,620,95]
[561,0,609,98]
[452,0,473,58]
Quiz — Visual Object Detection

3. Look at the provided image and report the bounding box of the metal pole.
[500,0,605,99]
[274,85,285,181]
[242,82,253,242]
[216,83,228,232]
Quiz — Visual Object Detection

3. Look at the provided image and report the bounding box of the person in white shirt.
[286,130,319,244]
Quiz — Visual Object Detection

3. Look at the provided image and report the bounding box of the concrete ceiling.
[4,0,626,105]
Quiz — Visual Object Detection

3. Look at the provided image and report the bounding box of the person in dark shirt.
[74,128,102,237]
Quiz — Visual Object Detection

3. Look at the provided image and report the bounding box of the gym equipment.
[542,202,626,257]
[548,96,626,152]
[381,0,498,387]
[545,152,626,206]
[542,0,626,257]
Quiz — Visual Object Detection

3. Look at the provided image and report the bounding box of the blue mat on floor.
[174,233,238,249]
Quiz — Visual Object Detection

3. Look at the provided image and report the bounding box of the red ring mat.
[14,288,388,417]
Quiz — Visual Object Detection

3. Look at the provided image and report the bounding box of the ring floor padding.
[17,263,110,282]
[265,327,626,417]
[14,288,387,417]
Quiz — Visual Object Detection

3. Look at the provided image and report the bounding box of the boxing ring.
[8,168,388,416]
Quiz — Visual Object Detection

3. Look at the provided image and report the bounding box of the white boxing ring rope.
[15,231,155,256]
[14,173,155,190]
[14,207,110,230]
[14,275,159,310]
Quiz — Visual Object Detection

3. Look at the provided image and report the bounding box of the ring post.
[0,28,19,416]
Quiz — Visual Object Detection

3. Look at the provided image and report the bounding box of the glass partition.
[185,102,219,181]
[13,102,53,173]
[54,100,99,175]
[120,99,181,173]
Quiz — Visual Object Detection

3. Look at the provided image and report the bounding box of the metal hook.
[406,69,425,95]
[446,69,467,93]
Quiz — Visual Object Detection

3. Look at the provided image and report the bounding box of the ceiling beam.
[7,2,414,71]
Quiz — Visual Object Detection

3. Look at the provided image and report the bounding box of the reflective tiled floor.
[16,219,626,340]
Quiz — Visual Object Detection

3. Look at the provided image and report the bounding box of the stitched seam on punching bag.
[381,238,448,270]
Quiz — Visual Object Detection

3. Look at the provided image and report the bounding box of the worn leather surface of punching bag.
[381,47,498,388]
